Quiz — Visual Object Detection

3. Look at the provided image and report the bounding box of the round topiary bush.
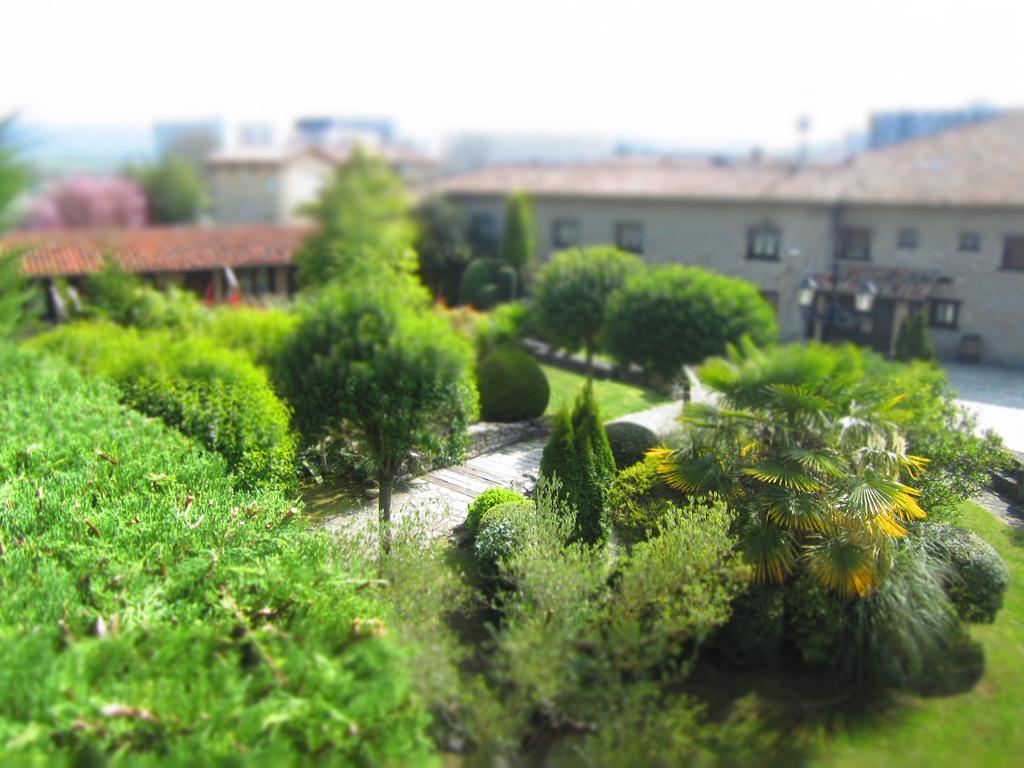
[920,522,1009,623]
[466,486,528,538]
[476,346,550,422]
[475,499,536,579]
[605,421,659,469]
[607,454,682,545]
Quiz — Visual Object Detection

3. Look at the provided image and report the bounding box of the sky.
[2,0,1022,153]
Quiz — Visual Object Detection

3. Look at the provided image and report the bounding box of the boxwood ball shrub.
[476,345,550,422]
[0,344,432,763]
[467,486,528,537]
[605,420,659,469]
[458,257,518,309]
[29,321,296,491]
[604,265,779,382]
[475,499,537,578]
[921,522,1010,623]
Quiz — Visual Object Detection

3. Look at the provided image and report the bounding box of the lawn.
[541,364,671,422]
[810,501,1024,768]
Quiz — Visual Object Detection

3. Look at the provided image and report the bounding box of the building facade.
[431,114,1024,367]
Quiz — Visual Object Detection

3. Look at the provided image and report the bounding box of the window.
[237,267,272,296]
[615,221,644,254]
[928,300,960,329]
[897,227,919,249]
[746,226,781,260]
[836,227,872,260]
[552,219,580,249]
[1001,236,1024,271]
[959,231,981,252]
[468,213,499,257]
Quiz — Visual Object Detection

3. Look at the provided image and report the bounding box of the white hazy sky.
[2,0,1022,150]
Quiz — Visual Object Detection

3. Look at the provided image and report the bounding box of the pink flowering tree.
[24,176,148,229]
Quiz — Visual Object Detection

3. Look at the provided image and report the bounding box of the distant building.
[867,106,1001,149]
[294,117,394,148]
[7,225,305,312]
[206,144,438,224]
[154,120,224,162]
[442,133,617,173]
[430,112,1024,367]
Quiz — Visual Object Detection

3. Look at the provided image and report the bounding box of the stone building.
[428,113,1024,366]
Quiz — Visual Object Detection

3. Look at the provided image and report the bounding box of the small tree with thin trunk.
[535,246,643,377]
[279,278,478,553]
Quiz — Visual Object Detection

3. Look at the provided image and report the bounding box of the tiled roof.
[429,112,1024,209]
[811,263,945,302]
[5,225,307,278]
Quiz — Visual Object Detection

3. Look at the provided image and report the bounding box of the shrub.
[604,265,779,381]
[534,245,643,369]
[784,572,850,668]
[871,359,1013,515]
[475,499,537,579]
[29,321,296,491]
[711,584,786,668]
[129,285,207,330]
[0,344,433,763]
[476,345,550,421]
[920,522,1009,623]
[540,384,616,545]
[458,258,518,309]
[605,420,659,469]
[414,196,472,302]
[607,454,681,544]
[895,310,936,362]
[475,300,529,358]
[201,305,298,371]
[467,487,528,537]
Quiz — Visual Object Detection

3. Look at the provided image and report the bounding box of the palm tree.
[650,339,929,598]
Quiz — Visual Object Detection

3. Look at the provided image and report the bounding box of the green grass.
[810,501,1024,768]
[541,364,670,422]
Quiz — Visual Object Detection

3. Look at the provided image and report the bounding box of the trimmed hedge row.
[0,344,432,762]
[29,321,296,491]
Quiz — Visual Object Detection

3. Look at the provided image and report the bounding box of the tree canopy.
[129,156,208,223]
[294,148,417,289]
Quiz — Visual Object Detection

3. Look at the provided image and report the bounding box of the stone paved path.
[945,362,1024,453]
[321,397,689,539]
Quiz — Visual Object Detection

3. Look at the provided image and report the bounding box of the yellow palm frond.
[742,462,822,492]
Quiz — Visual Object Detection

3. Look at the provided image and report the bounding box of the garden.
[0,142,1020,766]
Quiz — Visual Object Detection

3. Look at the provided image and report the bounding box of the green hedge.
[474,499,537,579]
[201,305,298,370]
[29,321,296,491]
[0,344,432,762]
[466,487,528,538]
[605,421,659,470]
[921,522,1010,623]
[607,455,682,545]
[476,346,550,421]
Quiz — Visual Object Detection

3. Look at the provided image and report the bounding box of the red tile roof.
[4,225,307,278]
[429,112,1024,209]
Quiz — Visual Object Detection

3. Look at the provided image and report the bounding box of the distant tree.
[294,148,417,289]
[23,176,147,229]
[499,191,535,291]
[278,279,478,553]
[414,196,471,302]
[0,119,36,335]
[604,265,779,386]
[129,157,208,223]
[535,246,643,376]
